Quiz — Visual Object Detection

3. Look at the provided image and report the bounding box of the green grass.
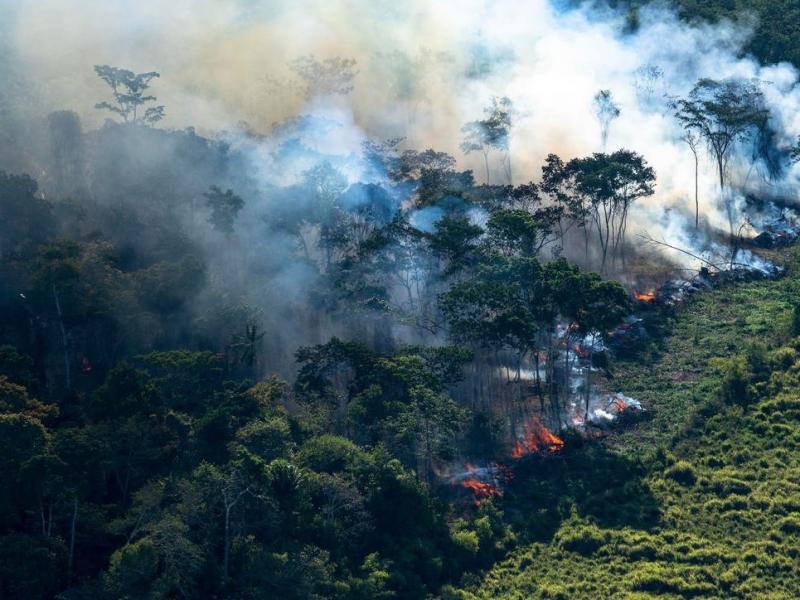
[446,247,800,599]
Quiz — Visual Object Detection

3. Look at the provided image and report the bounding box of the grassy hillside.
[445,246,800,599]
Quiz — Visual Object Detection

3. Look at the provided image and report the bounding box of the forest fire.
[451,463,510,506]
[459,478,503,505]
[452,422,565,505]
[586,392,645,427]
[634,289,657,303]
[512,417,565,458]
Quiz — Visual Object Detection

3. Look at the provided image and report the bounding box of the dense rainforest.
[2,0,800,598]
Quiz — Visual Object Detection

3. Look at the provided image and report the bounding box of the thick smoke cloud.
[7,1,800,237]
[3,0,800,374]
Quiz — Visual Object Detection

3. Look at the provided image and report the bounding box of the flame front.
[454,462,508,506]
[459,479,503,505]
[634,289,657,303]
[512,417,565,458]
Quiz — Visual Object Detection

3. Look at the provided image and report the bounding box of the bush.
[538,584,571,600]
[556,524,607,556]
[706,476,752,498]
[720,358,751,405]
[665,460,697,486]
[777,515,800,535]
[451,530,480,557]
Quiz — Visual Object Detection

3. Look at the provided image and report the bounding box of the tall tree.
[672,78,768,238]
[461,96,515,184]
[594,89,620,151]
[93,65,165,124]
[673,78,768,191]
[204,186,245,236]
[547,151,656,271]
[550,266,630,420]
[683,131,701,229]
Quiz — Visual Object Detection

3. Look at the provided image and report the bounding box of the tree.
[289,55,358,99]
[594,90,620,151]
[229,322,265,373]
[429,215,483,276]
[104,515,203,598]
[93,65,165,124]
[203,186,244,237]
[550,151,656,271]
[191,461,254,583]
[461,97,515,184]
[683,131,701,229]
[633,64,664,108]
[0,171,54,261]
[392,385,465,487]
[541,154,592,258]
[548,262,630,420]
[672,78,768,238]
[485,207,560,258]
[440,256,556,403]
[47,111,86,197]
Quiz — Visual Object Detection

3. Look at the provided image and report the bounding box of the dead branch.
[637,232,723,270]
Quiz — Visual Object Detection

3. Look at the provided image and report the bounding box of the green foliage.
[455,247,800,599]
[719,357,751,405]
[665,460,697,486]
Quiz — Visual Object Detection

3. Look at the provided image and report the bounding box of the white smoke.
[5,0,800,262]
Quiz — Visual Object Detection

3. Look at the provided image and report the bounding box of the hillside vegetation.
[600,0,800,67]
[448,247,800,599]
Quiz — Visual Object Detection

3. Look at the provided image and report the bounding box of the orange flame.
[456,463,506,505]
[610,396,629,412]
[634,289,657,303]
[512,417,564,458]
[460,479,503,505]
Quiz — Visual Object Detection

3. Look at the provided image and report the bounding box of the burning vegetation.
[451,463,512,505]
[453,418,565,505]
[634,289,657,303]
[5,0,800,597]
[512,417,565,458]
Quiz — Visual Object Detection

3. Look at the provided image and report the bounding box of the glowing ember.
[512,417,564,458]
[634,289,657,303]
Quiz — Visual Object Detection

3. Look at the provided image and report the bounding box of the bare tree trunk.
[40,501,47,536]
[694,152,699,229]
[584,336,595,422]
[483,150,491,185]
[224,505,231,581]
[534,352,544,412]
[68,496,78,579]
[52,285,71,391]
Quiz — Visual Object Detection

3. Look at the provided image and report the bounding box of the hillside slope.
[447,247,800,599]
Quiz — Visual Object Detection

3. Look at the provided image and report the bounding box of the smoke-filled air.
[3,0,800,598]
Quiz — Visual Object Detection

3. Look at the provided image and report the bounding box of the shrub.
[665,460,697,486]
[451,530,480,557]
[556,524,607,556]
[538,584,570,600]
[777,515,800,535]
[720,358,751,405]
[706,476,752,498]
